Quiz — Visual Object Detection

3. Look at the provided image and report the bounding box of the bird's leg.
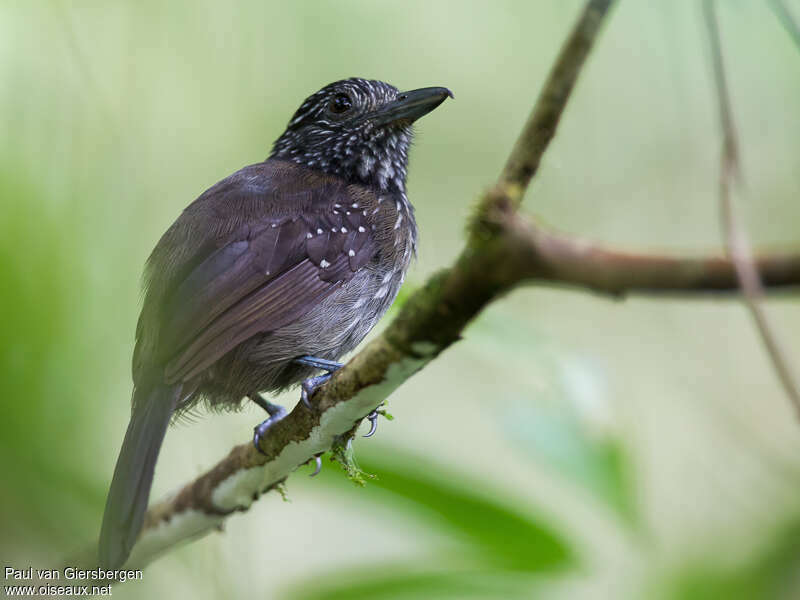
[250,393,287,454]
[293,356,385,437]
[252,392,324,474]
[294,356,343,372]
[294,356,343,409]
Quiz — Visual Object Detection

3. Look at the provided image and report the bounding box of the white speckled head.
[270,78,451,193]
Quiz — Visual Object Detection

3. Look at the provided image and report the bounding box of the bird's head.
[270,78,452,193]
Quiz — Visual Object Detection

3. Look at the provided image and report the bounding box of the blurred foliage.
[1,1,799,598]
[473,312,640,528]
[331,448,572,571]
[658,516,800,600]
[287,446,573,599]
[511,410,638,530]
[288,570,535,600]
[0,165,105,552]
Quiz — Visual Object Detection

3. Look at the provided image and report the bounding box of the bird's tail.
[98,381,179,568]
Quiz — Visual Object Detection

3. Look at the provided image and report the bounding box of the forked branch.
[78,0,800,574]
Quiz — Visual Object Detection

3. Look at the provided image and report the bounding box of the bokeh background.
[2,1,800,598]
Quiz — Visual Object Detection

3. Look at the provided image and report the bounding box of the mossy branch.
[77,0,800,575]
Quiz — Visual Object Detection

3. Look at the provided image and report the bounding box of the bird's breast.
[301,189,416,358]
[366,189,417,272]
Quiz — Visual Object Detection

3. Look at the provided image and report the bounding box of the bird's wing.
[146,162,377,384]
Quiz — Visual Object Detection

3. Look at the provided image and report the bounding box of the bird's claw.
[300,373,334,410]
[310,455,322,477]
[364,403,387,437]
[252,422,271,454]
[252,406,287,454]
[295,356,343,409]
[364,411,379,438]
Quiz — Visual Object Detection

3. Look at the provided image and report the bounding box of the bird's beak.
[371,87,453,126]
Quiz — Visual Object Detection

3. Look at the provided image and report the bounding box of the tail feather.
[99,382,179,568]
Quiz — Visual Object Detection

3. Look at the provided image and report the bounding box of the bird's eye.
[329,94,353,114]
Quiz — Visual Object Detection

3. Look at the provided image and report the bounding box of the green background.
[1,1,799,598]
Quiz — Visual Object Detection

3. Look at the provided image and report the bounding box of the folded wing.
[143,164,377,384]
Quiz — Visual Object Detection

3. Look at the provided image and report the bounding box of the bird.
[98,77,452,569]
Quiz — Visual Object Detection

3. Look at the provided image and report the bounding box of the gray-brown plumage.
[99,78,451,569]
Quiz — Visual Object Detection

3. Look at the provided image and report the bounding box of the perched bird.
[98,78,451,568]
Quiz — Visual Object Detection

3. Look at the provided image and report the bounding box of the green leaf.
[286,567,536,600]
[315,445,575,573]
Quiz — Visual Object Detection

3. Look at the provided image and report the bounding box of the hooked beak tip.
[372,86,453,127]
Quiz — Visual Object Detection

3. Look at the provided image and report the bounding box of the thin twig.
[74,0,800,577]
[768,0,800,52]
[495,0,615,209]
[704,0,800,419]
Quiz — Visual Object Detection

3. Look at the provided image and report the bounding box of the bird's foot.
[300,373,333,409]
[364,403,387,438]
[294,356,344,409]
[250,394,287,454]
